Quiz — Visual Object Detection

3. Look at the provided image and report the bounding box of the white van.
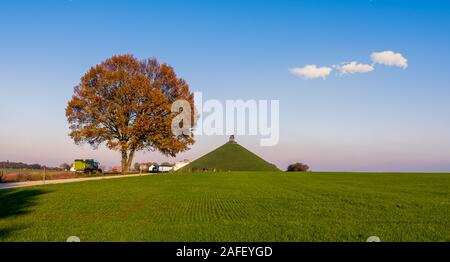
[157,166,173,173]
[149,165,173,173]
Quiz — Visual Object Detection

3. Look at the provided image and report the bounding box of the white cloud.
[336,61,374,75]
[371,51,408,69]
[289,65,333,79]
[290,50,407,80]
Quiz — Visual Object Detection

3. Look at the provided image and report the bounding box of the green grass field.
[1,172,449,242]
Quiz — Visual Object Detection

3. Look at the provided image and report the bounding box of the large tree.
[66,55,195,174]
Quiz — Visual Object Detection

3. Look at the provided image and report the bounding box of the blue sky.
[1,0,450,171]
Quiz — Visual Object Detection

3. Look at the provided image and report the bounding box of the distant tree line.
[0,161,59,170]
[59,163,72,171]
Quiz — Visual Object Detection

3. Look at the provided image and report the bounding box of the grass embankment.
[0,172,449,242]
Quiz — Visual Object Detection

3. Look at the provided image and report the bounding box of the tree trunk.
[121,146,136,176]
[121,149,128,176]
[126,149,135,172]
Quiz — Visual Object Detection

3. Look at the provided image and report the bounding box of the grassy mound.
[180,143,279,172]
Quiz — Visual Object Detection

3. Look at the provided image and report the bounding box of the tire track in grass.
[169,193,252,223]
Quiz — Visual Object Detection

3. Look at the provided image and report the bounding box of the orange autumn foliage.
[66,55,195,173]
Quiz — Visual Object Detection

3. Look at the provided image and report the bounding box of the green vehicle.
[73,159,102,173]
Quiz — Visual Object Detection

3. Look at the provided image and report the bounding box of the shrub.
[287,163,310,172]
